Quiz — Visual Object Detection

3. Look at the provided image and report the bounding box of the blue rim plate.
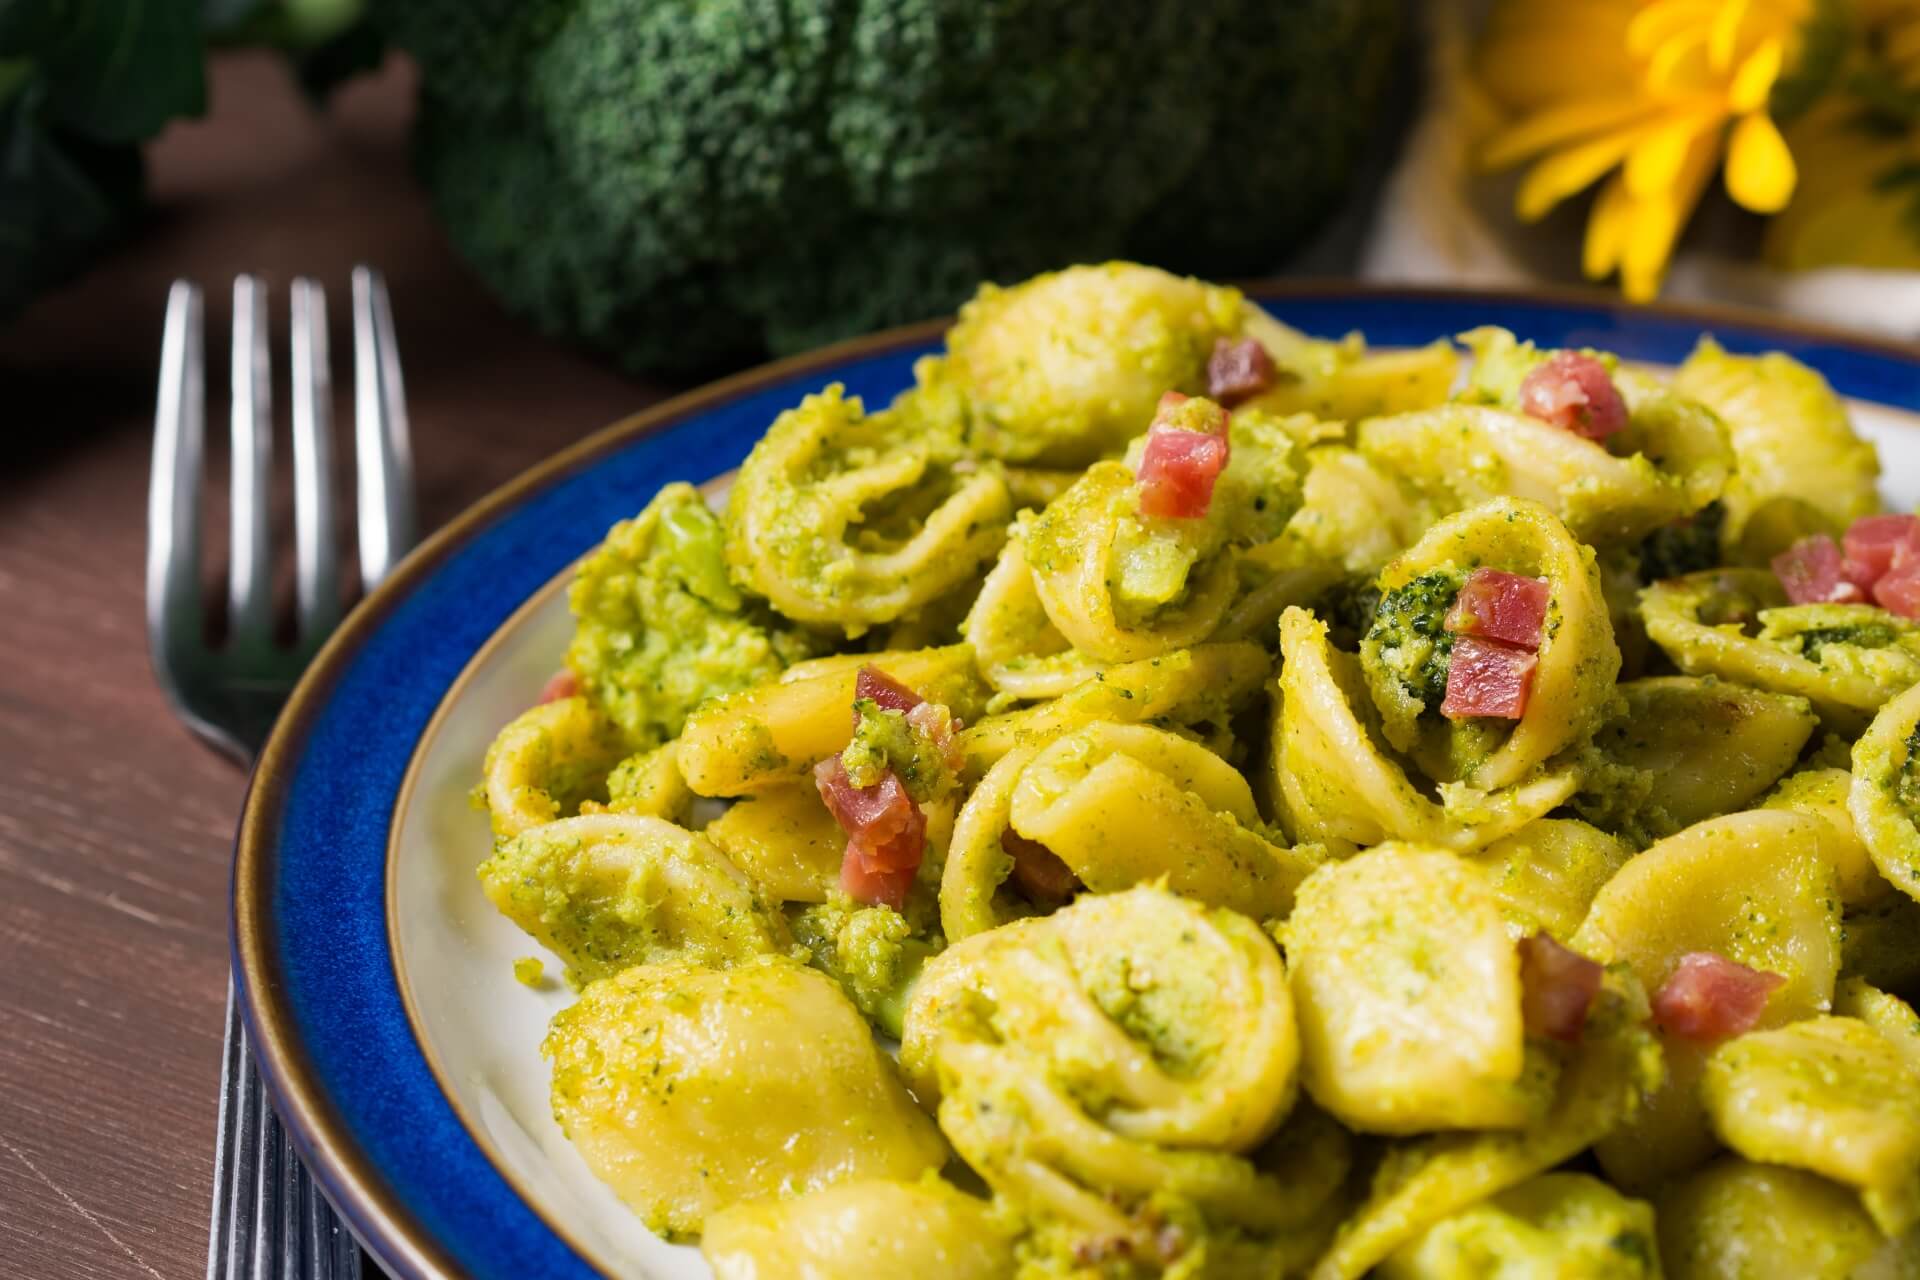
[234,284,1920,1280]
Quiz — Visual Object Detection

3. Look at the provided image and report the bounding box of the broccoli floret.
[787,897,940,1039]
[840,699,959,804]
[374,0,1402,376]
[1636,502,1727,584]
[1308,576,1382,652]
[1363,569,1464,711]
[1899,724,1920,814]
[1795,623,1903,663]
[565,484,819,750]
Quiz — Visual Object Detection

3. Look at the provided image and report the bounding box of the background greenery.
[0,0,375,322]
[2,0,1403,376]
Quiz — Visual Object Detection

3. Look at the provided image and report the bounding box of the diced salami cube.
[814,756,928,910]
[839,852,917,912]
[1003,831,1081,905]
[1652,951,1785,1043]
[1206,337,1277,406]
[1772,535,1868,605]
[1137,427,1230,519]
[1518,933,1604,1042]
[1444,568,1551,649]
[1842,514,1920,582]
[1517,352,1629,440]
[1440,635,1537,720]
[855,665,923,715]
[537,669,580,705]
[1874,564,1920,619]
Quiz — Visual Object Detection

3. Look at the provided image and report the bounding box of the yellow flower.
[1474,0,1815,299]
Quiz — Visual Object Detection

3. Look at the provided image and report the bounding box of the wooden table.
[0,53,669,1279]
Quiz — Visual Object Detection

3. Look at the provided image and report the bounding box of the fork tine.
[229,275,275,644]
[148,280,207,678]
[351,266,416,589]
[289,279,341,644]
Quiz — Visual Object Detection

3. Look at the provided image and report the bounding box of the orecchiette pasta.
[962,515,1106,701]
[1260,444,1436,579]
[1355,394,1730,549]
[544,959,946,1237]
[594,740,692,823]
[1363,497,1619,790]
[1642,570,1920,731]
[1851,681,1920,905]
[724,383,1011,631]
[941,721,1317,940]
[676,644,986,796]
[1656,1159,1920,1280]
[1461,818,1632,941]
[1273,607,1580,850]
[1379,1173,1658,1280]
[1573,811,1842,1189]
[1309,976,1662,1280]
[479,695,625,841]
[1764,767,1891,907]
[1008,724,1315,912]
[956,641,1269,777]
[1835,978,1920,1072]
[902,886,1309,1275]
[701,1177,1015,1280]
[1702,1015,1920,1234]
[935,261,1245,466]
[477,814,787,983]
[1239,308,1460,423]
[466,262,1920,1277]
[1579,677,1818,842]
[700,781,845,903]
[1020,403,1300,665]
[1285,846,1551,1134]
[1671,338,1881,559]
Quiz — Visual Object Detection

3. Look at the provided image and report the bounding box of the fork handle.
[208,980,368,1280]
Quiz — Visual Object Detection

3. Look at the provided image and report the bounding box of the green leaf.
[1874,158,1920,250]
[0,0,206,142]
[0,90,143,318]
[292,17,381,97]
[1771,0,1850,122]
[202,0,267,34]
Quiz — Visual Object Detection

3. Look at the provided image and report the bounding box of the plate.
[235,285,1920,1280]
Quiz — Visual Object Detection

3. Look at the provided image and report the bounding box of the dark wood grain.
[0,52,667,1280]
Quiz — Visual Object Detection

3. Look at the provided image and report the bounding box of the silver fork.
[148,268,416,1280]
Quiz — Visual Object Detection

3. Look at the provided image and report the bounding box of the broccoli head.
[377,0,1402,376]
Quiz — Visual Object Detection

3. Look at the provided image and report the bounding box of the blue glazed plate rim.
[234,282,1920,1280]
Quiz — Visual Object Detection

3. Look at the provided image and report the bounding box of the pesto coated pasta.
[464,262,1920,1278]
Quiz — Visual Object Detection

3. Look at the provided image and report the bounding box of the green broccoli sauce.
[1311,576,1384,651]
[788,898,941,1039]
[839,699,958,805]
[1797,622,1902,663]
[1896,723,1920,815]
[1365,568,1465,709]
[1636,501,1725,584]
[566,485,815,750]
[654,496,742,610]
